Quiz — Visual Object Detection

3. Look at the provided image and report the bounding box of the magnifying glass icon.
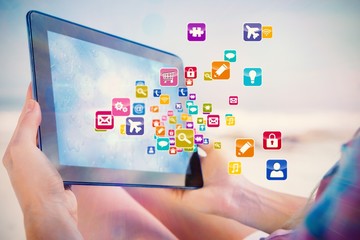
[177,133,191,144]
[137,87,146,96]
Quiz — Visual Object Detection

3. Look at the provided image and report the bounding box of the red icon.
[207,115,220,127]
[185,66,197,79]
[185,79,194,86]
[263,131,282,150]
[168,129,175,136]
[229,96,238,105]
[95,111,114,130]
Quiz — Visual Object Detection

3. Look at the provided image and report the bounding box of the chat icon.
[224,50,236,62]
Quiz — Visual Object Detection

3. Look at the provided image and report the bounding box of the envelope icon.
[160,94,170,104]
[207,115,220,127]
[95,111,114,130]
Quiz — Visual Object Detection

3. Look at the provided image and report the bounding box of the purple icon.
[243,23,262,41]
[194,134,204,144]
[189,93,197,100]
[186,122,194,129]
[175,102,182,110]
[187,23,206,41]
[126,117,144,135]
[169,137,176,146]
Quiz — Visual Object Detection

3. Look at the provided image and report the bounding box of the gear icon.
[114,101,124,111]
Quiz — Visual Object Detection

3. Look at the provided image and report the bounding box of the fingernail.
[26,99,35,112]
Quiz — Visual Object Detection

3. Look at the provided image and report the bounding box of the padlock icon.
[266,134,278,148]
[185,66,197,79]
[263,131,281,150]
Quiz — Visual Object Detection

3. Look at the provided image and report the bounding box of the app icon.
[186,100,194,108]
[189,93,197,100]
[150,105,159,112]
[126,117,144,135]
[244,23,262,41]
[153,89,161,97]
[213,141,221,149]
[169,116,177,124]
[244,68,262,86]
[147,146,156,154]
[203,103,212,114]
[157,137,170,151]
[185,79,194,86]
[224,50,237,62]
[212,61,230,80]
[178,87,188,97]
[185,66,197,79]
[112,98,130,116]
[266,160,287,180]
[176,124,182,130]
[226,116,235,126]
[229,96,238,105]
[175,103,182,110]
[160,68,178,86]
[263,131,282,150]
[176,129,194,148]
[169,147,177,155]
[194,134,204,144]
[95,111,114,130]
[203,138,209,145]
[152,119,161,127]
[204,72,212,81]
[168,129,175,136]
[235,138,254,157]
[161,115,167,121]
[181,114,188,121]
[262,26,272,38]
[119,124,126,134]
[188,105,198,115]
[160,94,170,104]
[207,115,220,127]
[186,122,194,129]
[155,126,166,137]
[197,117,204,124]
[136,86,148,98]
[167,110,174,116]
[135,80,145,86]
[228,162,241,175]
[199,124,206,131]
[169,137,176,145]
[187,23,206,41]
[133,103,145,115]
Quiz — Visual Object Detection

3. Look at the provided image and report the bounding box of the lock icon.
[263,131,281,150]
[185,66,197,79]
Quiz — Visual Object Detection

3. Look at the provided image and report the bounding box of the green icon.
[197,117,204,124]
[203,103,212,113]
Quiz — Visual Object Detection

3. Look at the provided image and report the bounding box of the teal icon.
[244,68,262,86]
[188,105,198,115]
[157,137,170,151]
[224,50,236,62]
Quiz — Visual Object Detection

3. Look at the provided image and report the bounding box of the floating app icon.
[95,111,114,130]
[181,113,189,121]
[185,78,194,86]
[153,89,161,97]
[229,96,238,105]
[204,72,212,81]
[199,124,206,131]
[133,103,145,115]
[185,66,197,79]
[175,103,182,110]
[119,124,126,135]
[167,110,174,116]
[176,129,194,148]
[176,124,182,130]
[152,119,161,127]
[147,146,156,154]
[186,100,194,108]
[197,117,204,124]
[160,94,170,104]
[169,147,177,155]
[186,122,194,129]
[189,93,197,100]
[161,115,167,121]
[188,105,198,115]
[169,116,177,124]
[169,137,176,145]
[126,117,144,135]
[136,86,148,98]
[178,87,188,97]
[244,23,262,41]
[212,61,230,80]
[160,68,178,86]
[112,98,130,116]
[226,116,235,126]
[157,137,170,151]
[187,23,206,41]
[213,141,221,149]
[135,80,145,86]
[194,134,204,144]
[155,126,166,137]
[150,105,159,112]
[244,68,262,86]
[168,129,175,136]
[203,103,212,114]
[207,115,220,127]
[224,50,237,62]
[266,160,287,180]
[228,161,241,175]
[203,138,209,145]
[235,138,254,157]
[263,131,282,150]
[262,26,272,38]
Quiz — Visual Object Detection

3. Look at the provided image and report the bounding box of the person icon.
[266,160,287,180]
[270,162,284,178]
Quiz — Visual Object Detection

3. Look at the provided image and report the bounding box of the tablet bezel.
[26,10,203,189]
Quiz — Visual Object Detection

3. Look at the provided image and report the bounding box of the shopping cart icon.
[160,67,178,86]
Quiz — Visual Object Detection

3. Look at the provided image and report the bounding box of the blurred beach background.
[1,0,359,239]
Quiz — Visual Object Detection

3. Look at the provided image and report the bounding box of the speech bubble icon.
[225,52,235,59]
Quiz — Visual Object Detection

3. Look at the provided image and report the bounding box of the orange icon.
[262,26,272,38]
[212,61,230,80]
[235,138,254,157]
[155,126,166,137]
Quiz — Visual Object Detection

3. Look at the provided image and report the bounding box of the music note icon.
[226,116,235,126]
[228,161,241,175]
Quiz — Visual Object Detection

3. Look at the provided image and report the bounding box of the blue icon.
[147,146,155,154]
[199,125,206,131]
[153,89,161,97]
[186,100,194,108]
[244,68,262,86]
[135,80,145,86]
[157,137,170,151]
[126,117,144,135]
[266,160,287,180]
[203,138,209,145]
[178,87,188,97]
[224,50,236,62]
[243,23,262,41]
[188,105,198,115]
[133,103,145,115]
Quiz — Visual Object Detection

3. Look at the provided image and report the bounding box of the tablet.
[26,11,203,189]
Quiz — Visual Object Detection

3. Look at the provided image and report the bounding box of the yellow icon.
[212,61,230,80]
[160,94,170,104]
[183,147,194,152]
[169,116,177,124]
[262,26,272,38]
[204,71,212,81]
[136,86,148,98]
[120,124,126,134]
[235,138,254,157]
[187,116,193,121]
[213,141,222,149]
[181,113,188,121]
[228,161,241,175]
[155,126,166,137]
[197,117,204,124]
[175,129,194,148]
[226,116,236,126]
[176,124,182,129]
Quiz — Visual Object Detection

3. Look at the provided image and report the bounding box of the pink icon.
[229,96,238,105]
[95,111,114,130]
[162,115,168,121]
[112,98,130,116]
[167,110,174,116]
[160,68,178,86]
[207,115,220,127]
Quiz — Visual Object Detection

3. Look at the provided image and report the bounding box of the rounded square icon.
[207,114,220,127]
[112,98,130,116]
[228,162,241,175]
[126,117,144,135]
[175,129,194,148]
[263,131,281,150]
[160,68,178,86]
[235,138,254,157]
[244,68,262,86]
[157,138,170,151]
[185,66,197,79]
[136,86,148,98]
[266,160,287,180]
[262,26,273,38]
[187,23,206,41]
[133,103,145,115]
[212,61,230,80]
[203,103,212,113]
[243,23,262,41]
[224,50,236,62]
[95,111,114,130]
